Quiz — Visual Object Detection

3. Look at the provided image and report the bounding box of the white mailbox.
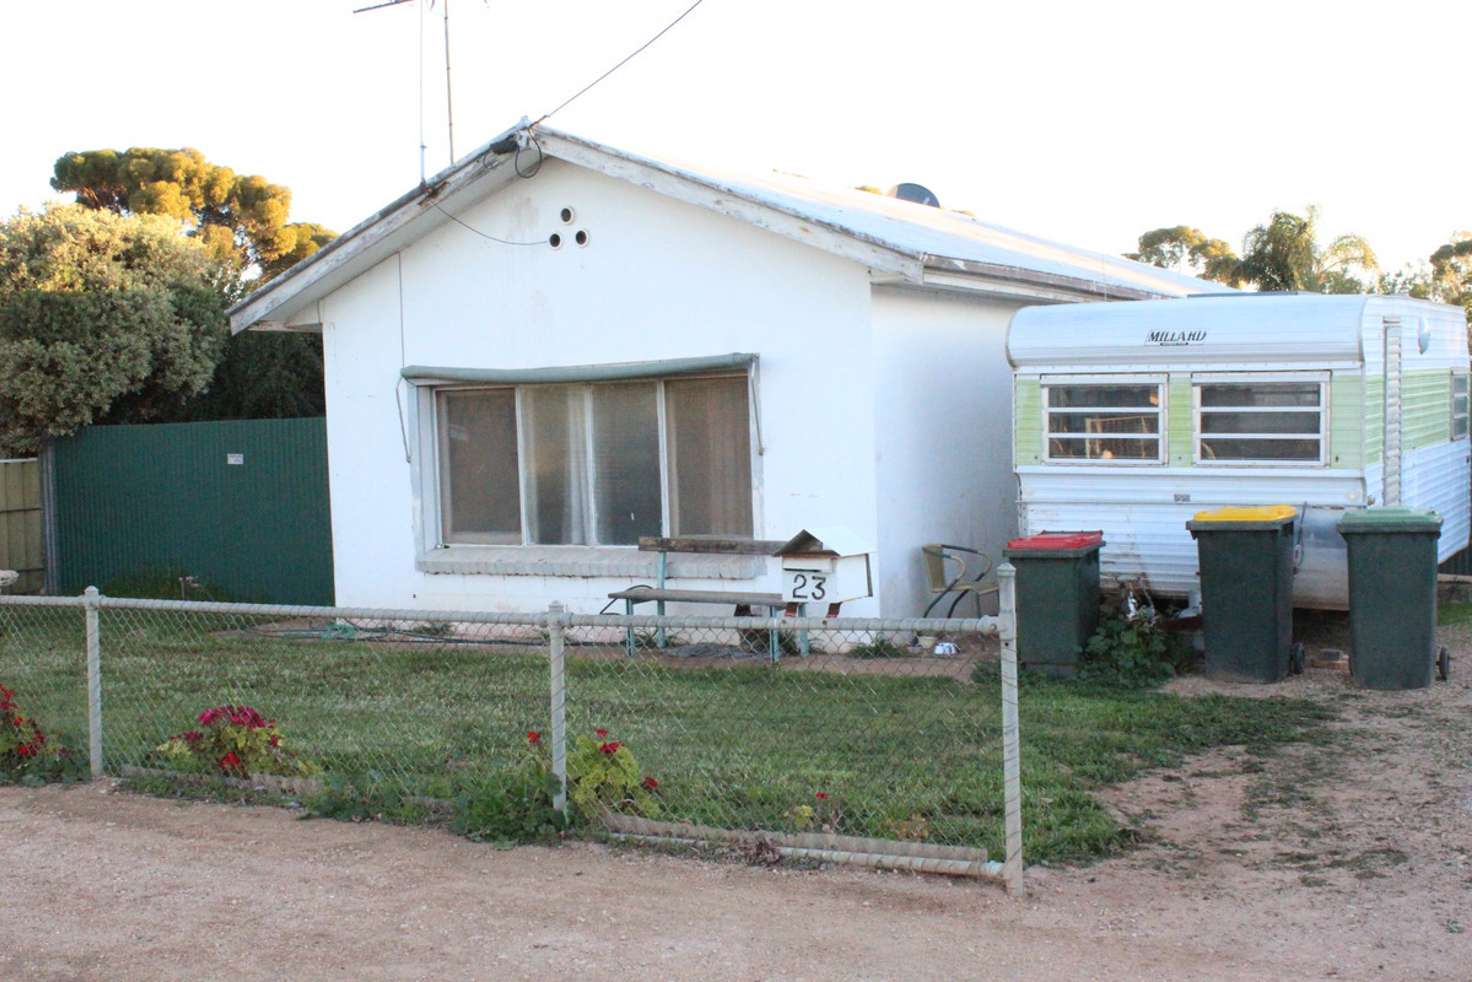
[777,527,873,608]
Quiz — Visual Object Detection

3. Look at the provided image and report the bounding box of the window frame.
[415,372,760,551]
[1040,374,1168,466]
[1452,369,1469,441]
[1191,371,1330,467]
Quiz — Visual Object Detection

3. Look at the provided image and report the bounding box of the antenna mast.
[352,0,455,179]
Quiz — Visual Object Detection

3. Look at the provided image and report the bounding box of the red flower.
[16,743,33,757]
[268,733,281,748]
[594,728,608,738]
[815,792,828,801]
[218,751,242,773]
[527,730,542,745]
[182,730,204,745]
[598,741,622,755]
[641,776,659,791]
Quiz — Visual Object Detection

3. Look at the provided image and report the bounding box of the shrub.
[564,728,660,820]
[1079,597,1192,687]
[787,790,844,833]
[154,704,319,779]
[847,638,911,659]
[0,682,69,781]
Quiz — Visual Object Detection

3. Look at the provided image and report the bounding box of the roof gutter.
[920,255,1172,302]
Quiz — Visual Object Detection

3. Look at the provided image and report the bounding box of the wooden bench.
[609,537,798,658]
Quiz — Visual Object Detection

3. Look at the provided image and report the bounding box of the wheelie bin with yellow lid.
[1186,505,1299,683]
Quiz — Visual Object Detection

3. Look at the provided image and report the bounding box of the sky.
[2,0,1468,275]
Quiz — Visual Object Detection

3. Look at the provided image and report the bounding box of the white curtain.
[522,386,591,545]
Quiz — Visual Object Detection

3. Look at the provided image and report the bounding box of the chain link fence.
[0,578,1022,891]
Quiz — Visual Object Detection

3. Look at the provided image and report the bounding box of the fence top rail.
[0,594,85,609]
[0,594,1000,635]
[564,613,1000,634]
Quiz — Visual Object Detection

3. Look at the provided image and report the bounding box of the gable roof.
[229,120,1223,333]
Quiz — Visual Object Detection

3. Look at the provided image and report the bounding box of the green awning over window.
[402,353,757,386]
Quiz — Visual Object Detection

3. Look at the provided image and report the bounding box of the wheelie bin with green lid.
[1002,531,1104,676]
[1186,505,1298,683]
[1337,507,1443,690]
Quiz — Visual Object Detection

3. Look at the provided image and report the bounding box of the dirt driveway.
[3,628,1470,981]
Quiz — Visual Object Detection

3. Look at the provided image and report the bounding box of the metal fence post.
[547,602,568,815]
[82,586,103,779]
[996,562,1025,895]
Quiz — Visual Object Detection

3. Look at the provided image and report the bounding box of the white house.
[229,120,1217,616]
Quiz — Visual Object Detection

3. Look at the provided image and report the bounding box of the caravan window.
[1452,372,1469,440]
[1043,380,1164,463]
[1194,377,1326,464]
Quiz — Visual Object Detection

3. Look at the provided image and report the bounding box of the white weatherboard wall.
[871,286,1023,616]
[320,160,883,614]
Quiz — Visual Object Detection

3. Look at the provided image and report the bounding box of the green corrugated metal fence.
[50,419,334,604]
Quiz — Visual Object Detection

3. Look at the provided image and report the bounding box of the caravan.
[1009,294,1471,608]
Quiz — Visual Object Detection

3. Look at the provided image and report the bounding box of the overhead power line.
[531,0,708,126]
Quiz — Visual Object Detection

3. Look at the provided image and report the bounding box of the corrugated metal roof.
[229,120,1222,332]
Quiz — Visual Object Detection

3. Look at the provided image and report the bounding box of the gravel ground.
[1,617,1468,981]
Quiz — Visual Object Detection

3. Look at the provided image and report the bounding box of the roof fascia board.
[533,129,925,284]
[228,123,527,334]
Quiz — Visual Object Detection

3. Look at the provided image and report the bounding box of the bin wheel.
[1290,642,1306,675]
[1438,647,1451,682]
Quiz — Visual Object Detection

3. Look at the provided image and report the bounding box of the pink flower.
[594,728,609,738]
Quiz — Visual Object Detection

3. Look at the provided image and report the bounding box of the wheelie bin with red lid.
[1002,531,1105,676]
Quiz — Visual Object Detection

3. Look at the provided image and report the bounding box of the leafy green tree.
[1129,208,1377,294]
[1429,232,1472,317]
[1238,207,1377,294]
[0,206,229,455]
[1127,226,1243,286]
[50,147,333,277]
[49,147,336,422]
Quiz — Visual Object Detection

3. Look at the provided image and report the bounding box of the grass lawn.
[0,605,1335,865]
[1437,599,1472,627]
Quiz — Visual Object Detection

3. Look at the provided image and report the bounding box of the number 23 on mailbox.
[777,528,873,608]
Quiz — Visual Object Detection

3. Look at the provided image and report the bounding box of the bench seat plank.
[608,587,784,607]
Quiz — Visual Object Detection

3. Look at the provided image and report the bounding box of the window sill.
[416,546,766,580]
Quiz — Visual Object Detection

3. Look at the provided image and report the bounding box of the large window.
[435,376,752,547]
[1043,379,1164,463]
[1453,371,1469,440]
[1194,376,1326,464]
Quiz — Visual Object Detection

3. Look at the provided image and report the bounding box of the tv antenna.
[353,0,458,181]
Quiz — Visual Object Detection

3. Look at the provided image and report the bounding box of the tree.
[1238,207,1377,294]
[50,147,333,278]
[1128,207,1378,294]
[1127,226,1243,286]
[49,147,337,422]
[1429,232,1472,317]
[0,205,229,455]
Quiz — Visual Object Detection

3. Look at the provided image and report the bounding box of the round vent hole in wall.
[560,207,575,223]
[575,229,589,247]
[548,232,562,249]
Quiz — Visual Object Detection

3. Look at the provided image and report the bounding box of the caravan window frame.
[1191,372,1330,467]
[1040,374,1167,465]
[1451,370,1469,441]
